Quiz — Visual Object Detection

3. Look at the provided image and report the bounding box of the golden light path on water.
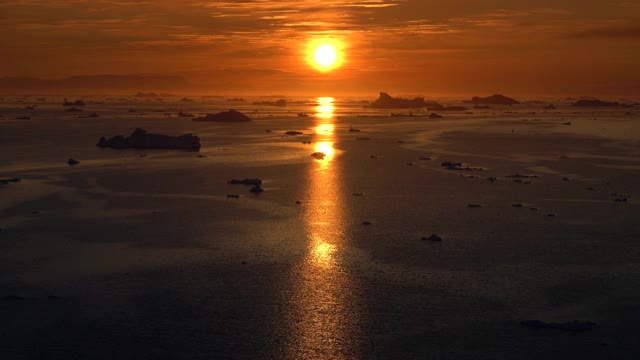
[282,97,361,359]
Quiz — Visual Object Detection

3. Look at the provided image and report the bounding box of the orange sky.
[1,0,639,96]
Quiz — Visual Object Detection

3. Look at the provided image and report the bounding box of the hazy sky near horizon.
[1,0,639,95]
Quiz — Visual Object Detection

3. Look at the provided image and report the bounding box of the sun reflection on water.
[309,235,337,268]
[280,97,361,359]
[314,141,335,162]
[316,97,335,119]
[315,123,334,134]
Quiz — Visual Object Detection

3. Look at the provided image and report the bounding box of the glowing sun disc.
[314,44,337,68]
[307,39,344,72]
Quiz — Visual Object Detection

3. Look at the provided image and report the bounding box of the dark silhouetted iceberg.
[469,94,519,105]
[572,99,620,107]
[370,92,430,109]
[97,128,200,150]
[192,109,252,122]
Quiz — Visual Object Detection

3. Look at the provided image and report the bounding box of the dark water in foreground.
[1,96,640,359]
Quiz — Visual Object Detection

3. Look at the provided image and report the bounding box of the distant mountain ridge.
[0,75,189,93]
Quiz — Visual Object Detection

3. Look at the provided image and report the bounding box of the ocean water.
[1,95,640,359]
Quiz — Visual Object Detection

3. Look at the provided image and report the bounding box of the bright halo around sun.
[307,38,344,72]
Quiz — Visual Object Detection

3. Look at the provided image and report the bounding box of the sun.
[315,44,337,68]
[307,38,344,72]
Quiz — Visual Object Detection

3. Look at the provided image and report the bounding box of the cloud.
[571,24,640,38]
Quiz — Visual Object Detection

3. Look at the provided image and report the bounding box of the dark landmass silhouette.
[468,94,520,105]
[192,110,252,122]
[97,128,200,150]
[370,92,432,108]
[227,98,246,102]
[572,99,620,107]
[253,99,286,107]
[0,75,189,93]
[134,92,173,98]
[135,92,158,98]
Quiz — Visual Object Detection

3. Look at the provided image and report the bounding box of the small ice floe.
[227,194,240,198]
[348,126,361,132]
[488,177,498,182]
[611,192,630,198]
[361,221,373,225]
[311,152,326,160]
[467,204,484,208]
[249,184,264,193]
[0,178,21,185]
[563,122,572,126]
[284,131,303,136]
[547,213,556,217]
[296,201,303,204]
[441,161,462,168]
[611,193,630,203]
[228,179,262,185]
[441,161,483,171]
[520,320,596,332]
[352,193,365,196]
[356,137,372,141]
[67,158,80,166]
[512,203,524,208]
[422,234,443,242]
[506,174,539,179]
